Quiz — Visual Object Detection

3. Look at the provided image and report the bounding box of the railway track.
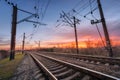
[29,52,120,80]
[35,52,120,78]
[39,52,120,66]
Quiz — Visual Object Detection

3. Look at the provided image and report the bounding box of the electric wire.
[41,0,51,21]
[89,0,107,50]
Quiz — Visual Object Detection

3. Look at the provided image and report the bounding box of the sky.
[0,0,120,49]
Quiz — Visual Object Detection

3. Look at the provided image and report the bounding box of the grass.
[0,53,24,80]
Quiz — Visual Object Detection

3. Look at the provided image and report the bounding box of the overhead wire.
[39,1,45,21]
[41,0,51,21]
[22,0,41,45]
[55,0,89,29]
[75,0,93,14]
[55,0,84,28]
[66,0,106,49]
[54,0,86,31]
[24,0,52,45]
[2,0,46,48]
[68,0,84,15]
[55,0,94,34]
[66,0,97,21]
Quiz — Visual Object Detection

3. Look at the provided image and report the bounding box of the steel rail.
[36,53,120,80]
[41,52,120,65]
[30,53,58,80]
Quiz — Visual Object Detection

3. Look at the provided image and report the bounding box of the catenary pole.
[73,16,79,54]
[22,33,25,54]
[97,0,113,57]
[10,6,17,60]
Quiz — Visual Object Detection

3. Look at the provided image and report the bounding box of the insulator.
[8,2,10,4]
[60,13,62,18]
[37,16,39,19]
[72,9,76,12]
[91,11,93,14]
[11,3,13,6]
[34,6,36,9]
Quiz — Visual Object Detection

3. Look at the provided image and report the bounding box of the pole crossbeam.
[17,14,36,24]
[18,8,36,15]
[25,20,47,26]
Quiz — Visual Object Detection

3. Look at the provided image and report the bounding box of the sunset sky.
[0,0,120,49]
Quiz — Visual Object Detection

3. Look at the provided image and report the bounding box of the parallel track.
[39,52,120,66]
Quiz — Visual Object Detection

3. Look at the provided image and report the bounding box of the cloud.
[0,37,10,46]
[107,20,120,37]
[51,25,99,41]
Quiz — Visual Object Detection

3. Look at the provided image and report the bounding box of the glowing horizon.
[0,36,120,50]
